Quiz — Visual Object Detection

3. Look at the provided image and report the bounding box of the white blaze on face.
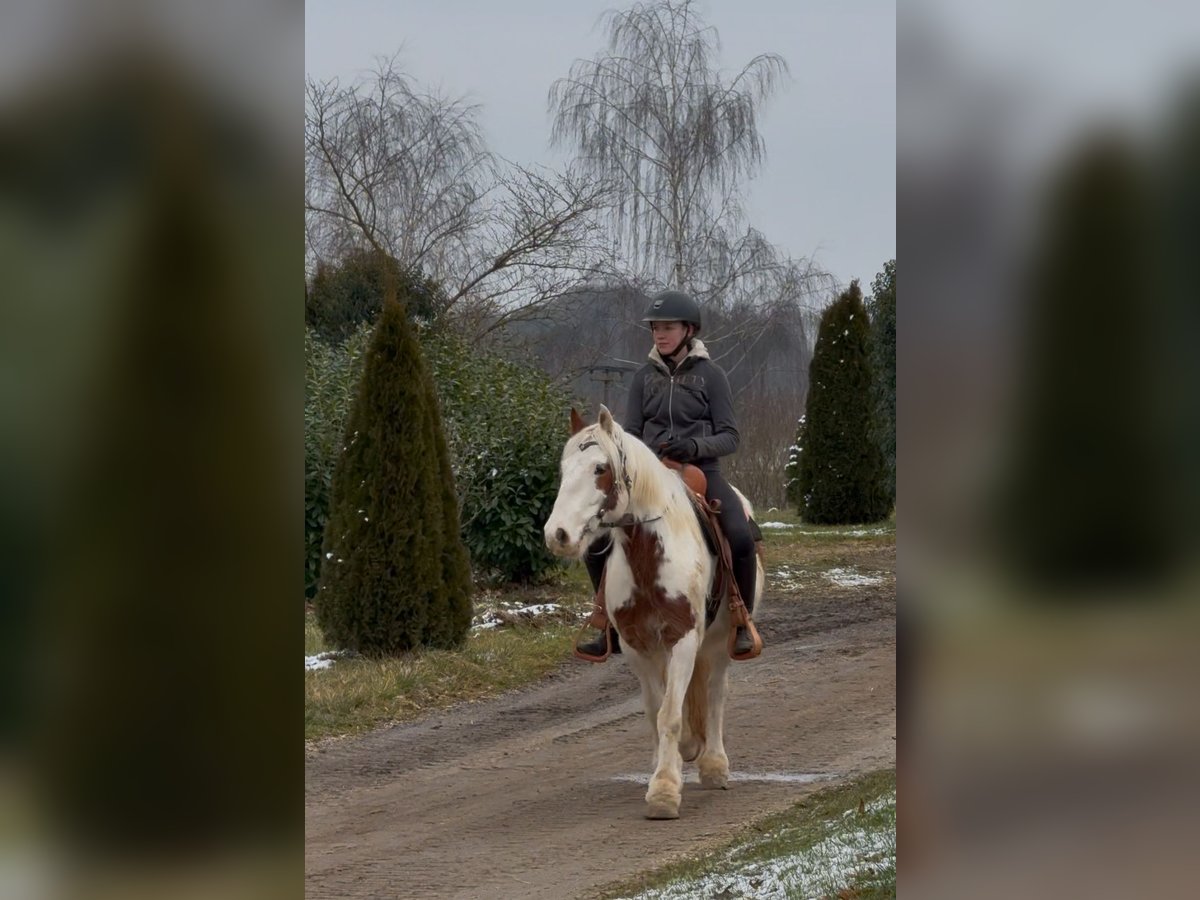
[543,436,611,557]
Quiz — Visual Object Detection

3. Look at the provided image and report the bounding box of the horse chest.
[611,526,696,653]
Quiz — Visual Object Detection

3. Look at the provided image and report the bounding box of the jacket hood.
[649,338,710,371]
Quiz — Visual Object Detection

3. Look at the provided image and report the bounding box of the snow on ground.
[470,602,567,632]
[824,567,886,588]
[758,522,891,536]
[611,771,832,786]
[306,650,356,671]
[616,792,896,900]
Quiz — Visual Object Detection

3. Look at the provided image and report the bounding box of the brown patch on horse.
[613,525,696,653]
[569,408,586,435]
[595,465,619,512]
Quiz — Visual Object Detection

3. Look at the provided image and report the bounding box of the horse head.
[543,405,632,558]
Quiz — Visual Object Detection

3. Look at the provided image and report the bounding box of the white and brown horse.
[543,406,764,819]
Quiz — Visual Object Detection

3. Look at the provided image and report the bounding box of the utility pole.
[586,361,639,413]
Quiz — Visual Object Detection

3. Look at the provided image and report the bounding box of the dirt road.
[306,552,895,899]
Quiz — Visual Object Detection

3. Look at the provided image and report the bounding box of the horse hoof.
[645,798,680,820]
[698,756,730,789]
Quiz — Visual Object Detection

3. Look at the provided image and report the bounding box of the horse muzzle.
[543,523,585,558]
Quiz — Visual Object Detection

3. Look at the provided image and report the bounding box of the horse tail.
[681,653,709,762]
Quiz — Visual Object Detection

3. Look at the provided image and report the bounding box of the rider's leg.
[705,474,757,655]
[576,535,621,656]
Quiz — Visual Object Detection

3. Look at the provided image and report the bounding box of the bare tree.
[306,55,615,336]
[548,0,789,292]
[305,57,489,273]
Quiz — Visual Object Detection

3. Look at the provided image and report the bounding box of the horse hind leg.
[679,654,708,763]
[697,641,731,790]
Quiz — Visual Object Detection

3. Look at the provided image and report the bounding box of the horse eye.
[594,464,607,475]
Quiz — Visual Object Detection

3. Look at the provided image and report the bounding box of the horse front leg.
[645,630,700,819]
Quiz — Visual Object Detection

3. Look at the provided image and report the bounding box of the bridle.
[576,433,662,534]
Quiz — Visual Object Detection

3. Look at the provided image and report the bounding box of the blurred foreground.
[900,2,1200,896]
[1,3,299,898]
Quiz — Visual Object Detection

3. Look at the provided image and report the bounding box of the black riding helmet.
[642,290,702,335]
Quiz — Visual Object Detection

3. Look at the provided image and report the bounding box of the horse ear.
[569,407,586,435]
[597,404,615,434]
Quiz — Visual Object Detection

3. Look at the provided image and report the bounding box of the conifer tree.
[315,277,472,654]
[995,137,1174,585]
[869,260,896,506]
[794,281,890,523]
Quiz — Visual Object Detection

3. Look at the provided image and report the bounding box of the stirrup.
[728,598,763,661]
[573,624,612,663]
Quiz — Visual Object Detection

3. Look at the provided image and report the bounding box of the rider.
[576,289,758,659]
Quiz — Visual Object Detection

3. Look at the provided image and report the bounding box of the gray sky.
[305,0,895,292]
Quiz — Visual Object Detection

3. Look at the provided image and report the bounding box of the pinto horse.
[543,406,764,820]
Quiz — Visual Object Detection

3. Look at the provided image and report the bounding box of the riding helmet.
[642,290,702,334]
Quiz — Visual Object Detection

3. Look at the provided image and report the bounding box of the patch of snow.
[824,567,885,587]
[471,602,565,631]
[612,772,832,785]
[758,521,795,529]
[305,650,355,671]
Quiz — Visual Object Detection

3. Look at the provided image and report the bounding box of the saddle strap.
[686,491,764,660]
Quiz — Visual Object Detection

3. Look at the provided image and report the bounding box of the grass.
[593,769,897,900]
[305,564,594,742]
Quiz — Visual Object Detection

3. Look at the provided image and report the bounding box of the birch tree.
[548,0,788,292]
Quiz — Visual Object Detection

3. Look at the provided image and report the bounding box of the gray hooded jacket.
[623,338,739,471]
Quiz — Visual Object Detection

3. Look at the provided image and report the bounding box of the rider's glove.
[659,437,697,462]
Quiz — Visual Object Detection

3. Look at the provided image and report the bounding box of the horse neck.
[622,437,684,520]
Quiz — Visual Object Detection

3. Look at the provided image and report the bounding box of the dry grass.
[305,565,595,742]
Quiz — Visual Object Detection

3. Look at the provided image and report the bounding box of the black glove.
[659,437,697,462]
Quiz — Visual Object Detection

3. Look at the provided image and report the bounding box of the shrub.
[304,323,371,598]
[306,248,438,342]
[423,329,572,583]
[314,289,473,655]
[305,322,573,590]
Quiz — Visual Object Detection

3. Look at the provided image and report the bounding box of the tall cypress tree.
[995,136,1175,586]
[315,277,472,654]
[795,281,890,524]
[869,260,896,507]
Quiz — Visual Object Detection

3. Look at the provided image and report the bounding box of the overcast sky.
[305,0,895,293]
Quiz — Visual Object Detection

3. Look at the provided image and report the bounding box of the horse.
[543,405,764,820]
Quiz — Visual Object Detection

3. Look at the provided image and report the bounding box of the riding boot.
[575,626,621,657]
[732,624,754,656]
[732,568,757,656]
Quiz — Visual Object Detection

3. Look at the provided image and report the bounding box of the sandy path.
[306,582,895,899]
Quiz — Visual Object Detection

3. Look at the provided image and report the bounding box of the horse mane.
[589,422,695,533]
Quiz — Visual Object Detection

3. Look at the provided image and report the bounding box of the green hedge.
[305,324,572,591]
[305,324,372,598]
[423,328,571,583]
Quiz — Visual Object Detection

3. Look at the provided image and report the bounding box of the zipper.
[667,372,676,438]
